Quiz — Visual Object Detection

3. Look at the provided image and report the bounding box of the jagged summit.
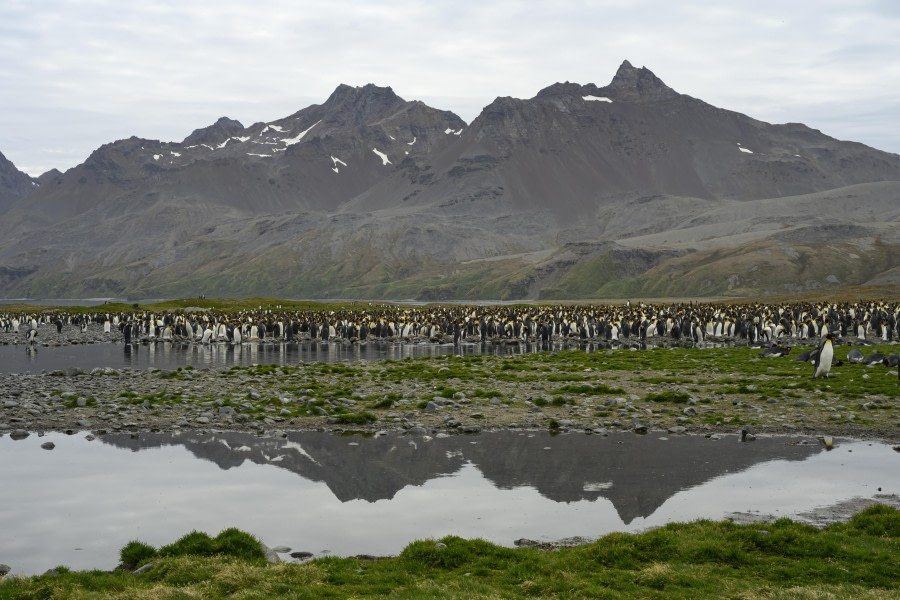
[0,149,35,213]
[604,59,679,102]
[318,83,409,124]
[182,116,245,146]
[532,60,677,103]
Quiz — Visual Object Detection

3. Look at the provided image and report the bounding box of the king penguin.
[813,333,834,379]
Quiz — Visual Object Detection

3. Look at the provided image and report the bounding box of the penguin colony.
[2,300,898,354]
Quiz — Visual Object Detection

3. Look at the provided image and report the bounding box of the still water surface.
[1,340,623,373]
[1,430,896,575]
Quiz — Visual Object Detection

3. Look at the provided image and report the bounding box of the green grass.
[644,390,693,404]
[3,506,898,599]
[559,383,627,395]
[332,411,378,425]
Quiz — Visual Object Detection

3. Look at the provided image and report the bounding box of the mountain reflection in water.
[4,430,897,577]
[101,430,822,524]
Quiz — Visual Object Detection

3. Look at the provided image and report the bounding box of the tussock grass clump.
[119,541,158,569]
[559,383,626,395]
[644,390,693,403]
[332,411,377,425]
[122,527,267,568]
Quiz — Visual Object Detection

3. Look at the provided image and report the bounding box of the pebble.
[40,441,55,450]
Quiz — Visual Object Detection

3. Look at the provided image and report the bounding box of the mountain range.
[1,60,898,300]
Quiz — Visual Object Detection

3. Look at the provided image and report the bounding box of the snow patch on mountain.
[282,120,322,146]
[331,155,347,173]
[372,148,391,165]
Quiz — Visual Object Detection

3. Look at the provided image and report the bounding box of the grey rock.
[0,564,10,576]
[41,441,55,450]
[133,562,155,574]
[290,551,314,560]
[462,425,483,434]
[271,545,291,553]
[10,430,29,440]
[261,543,280,564]
[682,407,697,416]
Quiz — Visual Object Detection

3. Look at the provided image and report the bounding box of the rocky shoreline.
[2,319,899,443]
[1,353,898,445]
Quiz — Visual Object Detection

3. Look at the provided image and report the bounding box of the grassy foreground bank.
[2,505,898,599]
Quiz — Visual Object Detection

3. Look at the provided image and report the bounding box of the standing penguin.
[813,333,835,379]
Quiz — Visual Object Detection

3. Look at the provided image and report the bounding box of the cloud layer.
[2,0,899,175]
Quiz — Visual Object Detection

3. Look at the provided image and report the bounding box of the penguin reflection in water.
[813,333,835,379]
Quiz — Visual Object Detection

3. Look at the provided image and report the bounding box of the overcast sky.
[2,0,899,176]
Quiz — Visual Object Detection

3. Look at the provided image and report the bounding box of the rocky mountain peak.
[534,81,587,99]
[182,116,245,146]
[322,83,407,123]
[605,59,678,102]
[0,150,36,213]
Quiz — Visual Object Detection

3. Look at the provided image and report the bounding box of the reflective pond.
[1,430,896,575]
[0,339,660,373]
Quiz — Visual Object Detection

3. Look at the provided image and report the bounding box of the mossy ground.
[21,342,899,441]
[2,505,898,599]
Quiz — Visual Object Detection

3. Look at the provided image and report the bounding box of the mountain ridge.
[0,61,898,300]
